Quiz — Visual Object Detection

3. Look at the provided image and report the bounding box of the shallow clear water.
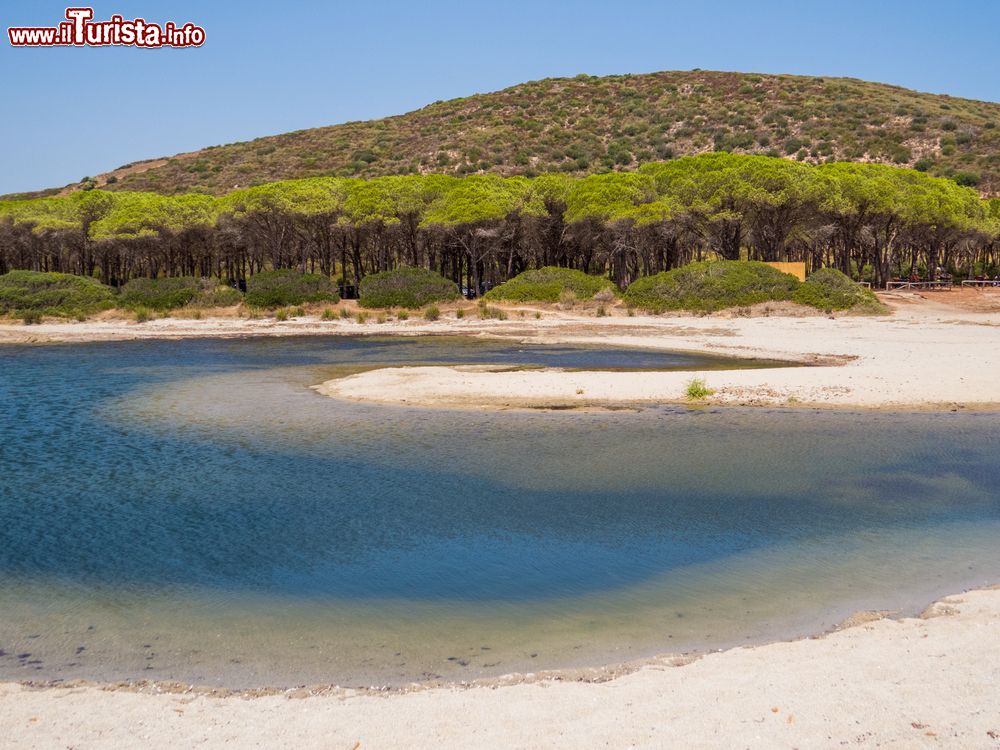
[0,336,998,688]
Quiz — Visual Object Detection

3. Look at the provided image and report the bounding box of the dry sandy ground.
[1,589,998,749]
[314,293,1000,410]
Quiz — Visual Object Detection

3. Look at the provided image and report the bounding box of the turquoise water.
[0,336,998,688]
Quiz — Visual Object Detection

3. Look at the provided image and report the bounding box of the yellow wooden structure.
[765,261,807,281]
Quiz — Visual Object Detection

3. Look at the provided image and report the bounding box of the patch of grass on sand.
[478,300,508,320]
[685,377,715,400]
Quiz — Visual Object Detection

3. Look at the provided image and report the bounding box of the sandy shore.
[313,296,1000,410]
[4,292,1000,411]
[1,588,997,749]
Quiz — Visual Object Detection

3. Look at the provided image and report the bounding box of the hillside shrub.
[358,266,459,309]
[0,270,115,317]
[623,261,799,313]
[792,268,888,313]
[245,269,339,308]
[484,266,616,302]
[119,277,242,310]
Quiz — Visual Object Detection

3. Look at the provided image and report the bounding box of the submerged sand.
[2,588,998,749]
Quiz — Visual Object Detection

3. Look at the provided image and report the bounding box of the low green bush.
[118,277,242,311]
[358,266,460,309]
[623,261,800,313]
[119,277,198,310]
[484,266,616,302]
[0,270,115,317]
[244,269,339,308]
[792,268,888,313]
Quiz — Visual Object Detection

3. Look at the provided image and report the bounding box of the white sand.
[313,302,1000,410]
[2,588,998,749]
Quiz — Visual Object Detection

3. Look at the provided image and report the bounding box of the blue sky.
[1,0,998,195]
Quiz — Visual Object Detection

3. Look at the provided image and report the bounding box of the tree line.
[1,153,998,292]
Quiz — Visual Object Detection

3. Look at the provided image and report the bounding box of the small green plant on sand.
[397,310,409,320]
[21,310,43,325]
[423,305,441,321]
[339,307,352,319]
[685,377,715,401]
[477,300,507,320]
[321,307,336,320]
[454,308,464,319]
[274,308,289,321]
[558,289,577,308]
[133,307,152,324]
[356,311,368,324]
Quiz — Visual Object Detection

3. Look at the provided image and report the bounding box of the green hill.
[25,70,1000,197]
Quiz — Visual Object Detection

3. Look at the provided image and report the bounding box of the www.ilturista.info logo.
[8,7,205,48]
